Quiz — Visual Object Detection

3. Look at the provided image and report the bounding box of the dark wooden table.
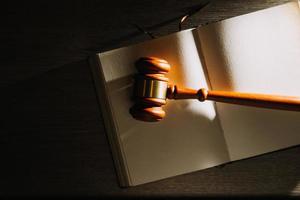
[2,0,300,197]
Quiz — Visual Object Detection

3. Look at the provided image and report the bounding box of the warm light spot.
[291,182,300,196]
[175,31,217,121]
[180,15,189,23]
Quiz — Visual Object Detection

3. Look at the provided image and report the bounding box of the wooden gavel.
[130,57,300,122]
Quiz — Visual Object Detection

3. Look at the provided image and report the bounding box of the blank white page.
[198,2,300,161]
[98,29,229,185]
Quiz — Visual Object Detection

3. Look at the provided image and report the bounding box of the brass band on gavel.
[135,75,168,100]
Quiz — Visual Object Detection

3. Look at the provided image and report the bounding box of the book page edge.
[88,55,132,187]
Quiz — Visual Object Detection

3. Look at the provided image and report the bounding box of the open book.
[89,1,300,186]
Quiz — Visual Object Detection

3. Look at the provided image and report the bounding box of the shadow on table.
[1,60,120,196]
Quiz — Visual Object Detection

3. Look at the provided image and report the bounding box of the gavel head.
[130,57,171,122]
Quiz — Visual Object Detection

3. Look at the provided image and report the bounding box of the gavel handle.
[167,86,300,111]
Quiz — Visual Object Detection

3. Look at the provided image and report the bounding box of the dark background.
[2,0,300,197]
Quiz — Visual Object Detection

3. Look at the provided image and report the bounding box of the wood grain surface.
[2,0,300,197]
